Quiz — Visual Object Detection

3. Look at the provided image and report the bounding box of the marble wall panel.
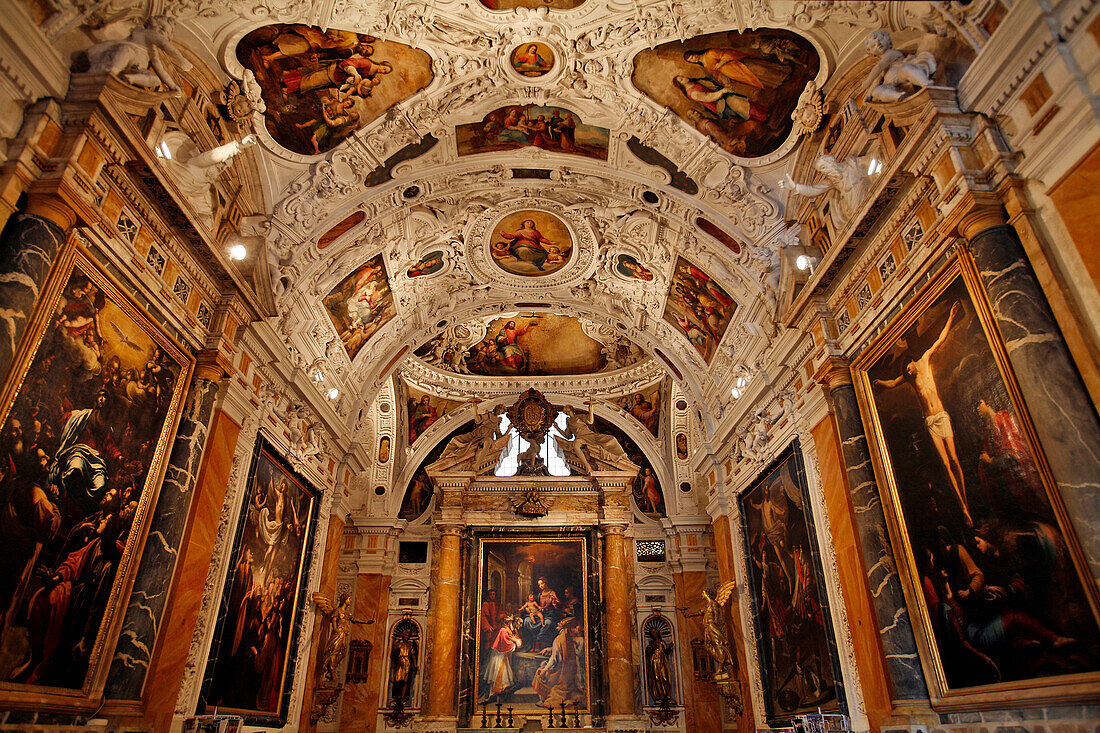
[712,515,759,733]
[674,570,721,732]
[340,573,393,733]
[299,513,347,731]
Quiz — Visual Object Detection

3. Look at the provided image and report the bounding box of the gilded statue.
[312,591,371,683]
[702,582,737,680]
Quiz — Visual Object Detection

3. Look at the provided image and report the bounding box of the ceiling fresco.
[456,104,610,161]
[321,253,394,360]
[662,257,737,363]
[415,314,647,377]
[236,24,433,155]
[632,29,819,158]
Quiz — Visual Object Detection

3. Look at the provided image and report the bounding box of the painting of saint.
[461,315,607,377]
[0,253,190,694]
[398,430,463,521]
[406,251,445,278]
[615,254,654,281]
[457,105,609,162]
[378,436,390,463]
[740,445,840,722]
[617,384,662,438]
[510,43,555,77]
[322,254,394,360]
[405,384,460,444]
[676,433,688,460]
[235,24,433,155]
[594,418,665,518]
[662,257,737,363]
[475,537,590,712]
[858,269,1100,694]
[490,211,573,277]
[632,30,819,158]
[200,440,318,720]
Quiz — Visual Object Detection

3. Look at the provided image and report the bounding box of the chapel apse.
[632,29,819,158]
[236,24,433,155]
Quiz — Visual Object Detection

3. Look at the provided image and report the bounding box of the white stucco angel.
[782,154,874,230]
[863,29,937,103]
[85,15,192,95]
[162,134,258,227]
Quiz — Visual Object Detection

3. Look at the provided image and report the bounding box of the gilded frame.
[473,535,592,714]
[197,434,321,724]
[0,238,193,706]
[851,249,1100,709]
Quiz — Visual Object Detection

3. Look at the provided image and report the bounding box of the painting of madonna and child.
[632,30,818,158]
[476,538,591,712]
[457,104,610,161]
[859,269,1100,693]
[236,24,433,155]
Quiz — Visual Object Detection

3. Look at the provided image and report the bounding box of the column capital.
[193,349,229,383]
[600,522,628,536]
[437,522,464,537]
[814,355,853,391]
[957,205,1008,241]
[23,192,77,230]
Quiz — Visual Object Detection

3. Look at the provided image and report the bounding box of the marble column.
[819,359,928,701]
[0,209,67,382]
[602,524,636,720]
[105,353,225,699]
[423,523,463,723]
[962,213,1100,579]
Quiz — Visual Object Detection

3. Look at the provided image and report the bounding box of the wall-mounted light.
[731,375,748,399]
[228,243,247,261]
[313,371,325,383]
[867,157,883,175]
[155,140,172,160]
[326,387,339,400]
[796,254,812,271]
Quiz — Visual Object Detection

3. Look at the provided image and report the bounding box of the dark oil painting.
[0,254,190,693]
[740,445,840,722]
[236,24,433,155]
[864,273,1100,691]
[475,538,590,711]
[632,30,819,157]
[200,440,318,719]
[457,105,609,161]
[662,257,737,363]
[322,254,394,361]
[594,418,664,518]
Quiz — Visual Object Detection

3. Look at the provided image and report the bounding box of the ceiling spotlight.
[155,140,172,160]
[327,387,339,400]
[867,157,883,175]
[313,371,325,382]
[731,386,743,399]
[796,254,811,271]
[229,244,247,261]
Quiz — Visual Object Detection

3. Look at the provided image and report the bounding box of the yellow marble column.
[602,524,636,719]
[423,523,463,721]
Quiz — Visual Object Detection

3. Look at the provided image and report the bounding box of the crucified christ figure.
[874,302,971,525]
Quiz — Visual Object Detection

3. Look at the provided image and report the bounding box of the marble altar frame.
[0,238,193,707]
[852,249,1100,710]
[195,434,322,724]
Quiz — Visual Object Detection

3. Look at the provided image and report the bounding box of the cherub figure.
[863,29,937,103]
[85,15,192,95]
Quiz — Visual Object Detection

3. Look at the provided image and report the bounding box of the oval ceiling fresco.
[631,29,819,158]
[236,24,433,155]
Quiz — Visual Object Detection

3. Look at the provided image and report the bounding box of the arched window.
[493,411,572,476]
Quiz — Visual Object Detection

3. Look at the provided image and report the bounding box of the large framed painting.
[198,436,321,722]
[738,443,842,723]
[474,536,591,714]
[852,251,1100,708]
[0,243,192,702]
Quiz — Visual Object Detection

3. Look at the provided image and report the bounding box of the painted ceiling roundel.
[632,29,819,158]
[236,24,433,155]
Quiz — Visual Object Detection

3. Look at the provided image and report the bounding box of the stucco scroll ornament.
[84,15,192,95]
[701,582,743,717]
[782,154,873,231]
[863,30,937,103]
[220,70,266,123]
[791,80,825,137]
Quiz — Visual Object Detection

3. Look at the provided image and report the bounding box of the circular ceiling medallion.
[509,42,555,78]
[490,210,573,277]
[464,199,597,290]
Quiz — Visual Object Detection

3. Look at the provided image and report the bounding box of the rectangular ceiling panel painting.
[457,105,610,161]
[661,257,736,363]
[322,254,395,361]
